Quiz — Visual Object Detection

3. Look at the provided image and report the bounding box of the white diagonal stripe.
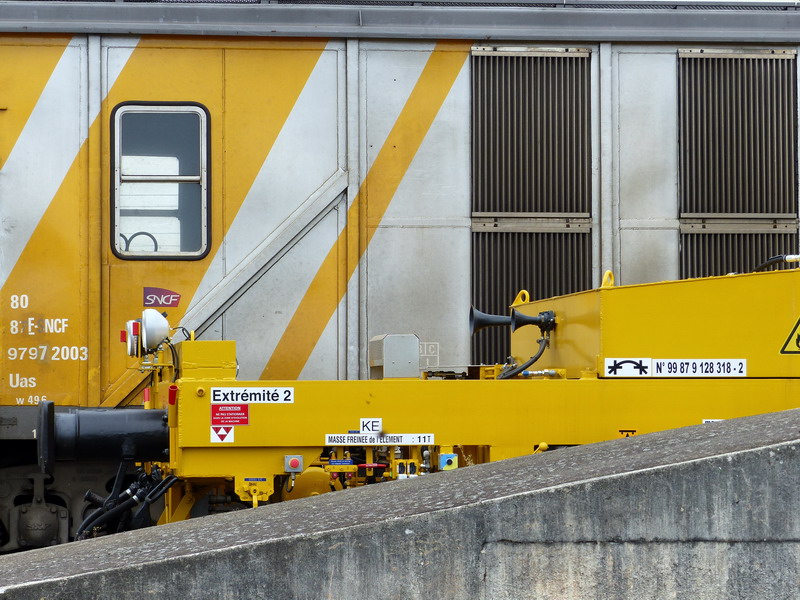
[0,37,138,289]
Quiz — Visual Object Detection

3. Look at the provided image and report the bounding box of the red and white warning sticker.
[211,426,235,443]
[211,404,249,426]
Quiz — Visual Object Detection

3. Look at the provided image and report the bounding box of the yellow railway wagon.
[3,0,800,551]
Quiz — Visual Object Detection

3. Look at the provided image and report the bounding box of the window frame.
[110,101,211,261]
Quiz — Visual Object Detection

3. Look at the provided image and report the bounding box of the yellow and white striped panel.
[102,38,328,402]
[0,35,138,407]
[182,41,471,381]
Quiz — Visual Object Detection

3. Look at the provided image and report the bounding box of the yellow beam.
[173,376,800,481]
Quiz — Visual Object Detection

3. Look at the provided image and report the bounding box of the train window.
[111,104,209,259]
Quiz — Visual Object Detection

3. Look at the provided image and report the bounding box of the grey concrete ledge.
[1,409,799,599]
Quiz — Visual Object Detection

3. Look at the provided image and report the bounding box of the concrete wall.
[1,409,798,599]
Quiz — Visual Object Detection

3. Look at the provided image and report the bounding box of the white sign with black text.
[604,358,747,378]
[210,387,294,403]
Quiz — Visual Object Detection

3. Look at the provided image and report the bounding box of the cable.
[76,487,135,538]
[497,337,549,380]
[75,460,132,537]
[148,474,177,501]
[166,342,180,381]
[754,254,800,272]
[75,505,108,538]
[80,494,142,537]
[131,475,179,528]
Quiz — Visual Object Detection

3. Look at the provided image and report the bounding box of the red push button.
[285,455,303,472]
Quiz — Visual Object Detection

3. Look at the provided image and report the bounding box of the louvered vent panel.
[679,54,797,215]
[681,232,799,278]
[471,231,592,365]
[472,53,591,214]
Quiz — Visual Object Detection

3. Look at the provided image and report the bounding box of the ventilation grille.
[471,49,593,365]
[680,232,799,278]
[679,53,797,215]
[471,231,592,365]
[472,52,591,214]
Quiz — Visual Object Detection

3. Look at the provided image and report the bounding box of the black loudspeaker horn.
[470,307,512,335]
[510,309,556,333]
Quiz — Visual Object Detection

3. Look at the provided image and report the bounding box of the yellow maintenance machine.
[37,267,800,536]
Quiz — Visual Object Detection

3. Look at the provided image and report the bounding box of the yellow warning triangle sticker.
[780,317,800,354]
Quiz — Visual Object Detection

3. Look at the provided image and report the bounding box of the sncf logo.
[143,287,181,308]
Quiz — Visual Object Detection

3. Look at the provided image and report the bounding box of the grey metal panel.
[620,228,679,284]
[615,52,679,284]
[364,45,471,373]
[679,53,798,215]
[10,3,800,42]
[472,216,592,232]
[368,227,471,371]
[19,0,800,5]
[471,231,591,365]
[598,42,615,281]
[617,52,678,222]
[15,0,800,6]
[680,232,799,278]
[0,406,38,441]
[222,207,342,380]
[679,48,796,59]
[680,216,798,233]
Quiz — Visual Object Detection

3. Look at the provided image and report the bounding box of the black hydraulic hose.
[76,487,136,537]
[754,255,786,272]
[75,507,104,538]
[75,460,128,536]
[754,254,800,272]
[149,476,178,503]
[82,495,141,535]
[83,490,106,508]
[75,460,134,537]
[147,474,178,501]
[132,476,179,525]
[497,337,549,380]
